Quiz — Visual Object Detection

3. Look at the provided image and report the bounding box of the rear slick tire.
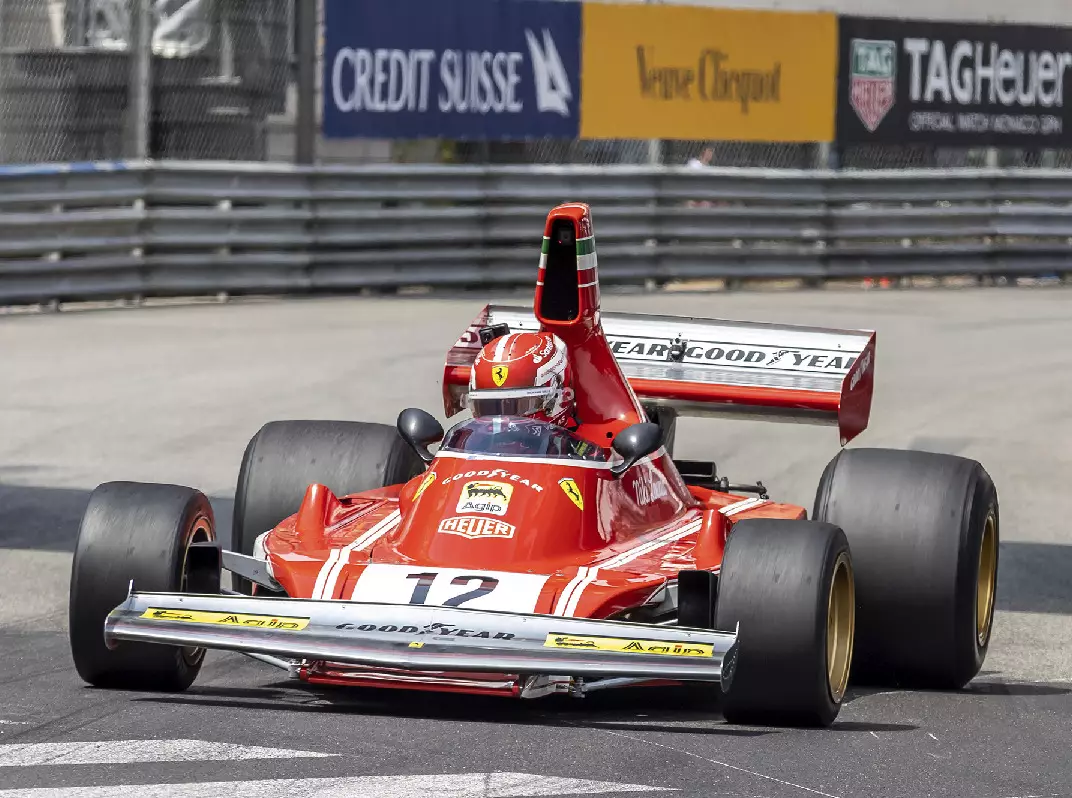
[714,519,855,728]
[813,447,999,689]
[68,482,216,691]
[231,420,425,593]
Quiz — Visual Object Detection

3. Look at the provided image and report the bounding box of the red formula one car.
[68,203,1000,727]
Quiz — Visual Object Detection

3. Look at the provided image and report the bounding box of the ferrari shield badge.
[849,38,896,133]
[413,470,436,501]
[492,365,509,387]
[558,477,583,510]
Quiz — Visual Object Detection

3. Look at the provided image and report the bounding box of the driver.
[466,331,578,430]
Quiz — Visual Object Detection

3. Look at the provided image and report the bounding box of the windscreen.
[440,417,606,462]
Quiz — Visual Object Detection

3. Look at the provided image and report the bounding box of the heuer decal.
[558,477,583,510]
[456,480,513,516]
[631,469,670,506]
[438,516,517,540]
[413,470,436,501]
[850,39,896,132]
[142,608,308,631]
[442,469,544,492]
[544,633,713,657]
[492,365,509,387]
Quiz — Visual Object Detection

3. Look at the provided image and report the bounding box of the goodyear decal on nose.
[558,477,583,510]
[457,480,513,516]
[142,608,309,631]
[544,633,713,657]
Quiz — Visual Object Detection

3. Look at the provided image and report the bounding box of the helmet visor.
[466,386,555,419]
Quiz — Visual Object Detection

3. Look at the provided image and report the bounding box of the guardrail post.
[295,0,318,164]
[127,0,152,160]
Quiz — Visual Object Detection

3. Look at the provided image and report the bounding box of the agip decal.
[456,480,514,516]
[141,608,309,631]
[543,632,713,657]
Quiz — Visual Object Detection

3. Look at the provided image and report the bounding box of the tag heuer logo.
[849,39,896,132]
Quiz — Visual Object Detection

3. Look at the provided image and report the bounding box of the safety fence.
[1,160,1071,306]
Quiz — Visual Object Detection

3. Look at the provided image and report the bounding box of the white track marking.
[589,727,840,798]
[0,772,671,798]
[0,740,334,767]
[312,509,401,600]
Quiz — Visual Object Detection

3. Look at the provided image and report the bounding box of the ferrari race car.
[68,203,1000,728]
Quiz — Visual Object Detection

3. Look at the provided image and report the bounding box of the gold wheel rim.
[976,511,998,647]
[826,552,855,703]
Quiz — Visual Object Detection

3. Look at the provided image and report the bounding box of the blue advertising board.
[323,0,582,139]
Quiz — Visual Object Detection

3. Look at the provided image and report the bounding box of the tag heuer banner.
[837,16,1072,147]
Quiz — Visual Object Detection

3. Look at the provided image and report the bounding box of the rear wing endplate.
[443,305,876,445]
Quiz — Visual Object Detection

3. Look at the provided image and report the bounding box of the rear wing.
[443,305,876,445]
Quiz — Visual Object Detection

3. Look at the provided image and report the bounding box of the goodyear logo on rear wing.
[142,608,309,631]
[607,336,859,375]
[544,633,713,657]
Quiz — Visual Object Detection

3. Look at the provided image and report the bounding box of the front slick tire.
[69,482,216,691]
[715,519,855,728]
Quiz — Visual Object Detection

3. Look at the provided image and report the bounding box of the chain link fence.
[1,0,1071,169]
[0,0,292,163]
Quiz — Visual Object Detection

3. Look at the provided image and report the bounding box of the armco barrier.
[1,160,1071,305]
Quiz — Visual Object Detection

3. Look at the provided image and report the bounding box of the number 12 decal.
[405,572,500,607]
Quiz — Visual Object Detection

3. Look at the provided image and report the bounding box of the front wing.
[105,590,739,685]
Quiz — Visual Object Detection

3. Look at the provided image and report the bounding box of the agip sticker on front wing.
[141,608,309,631]
[544,633,714,657]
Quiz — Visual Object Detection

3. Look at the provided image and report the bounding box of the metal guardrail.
[1,160,1071,305]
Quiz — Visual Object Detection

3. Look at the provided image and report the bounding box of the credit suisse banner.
[579,4,837,143]
[837,16,1072,147]
[323,0,581,139]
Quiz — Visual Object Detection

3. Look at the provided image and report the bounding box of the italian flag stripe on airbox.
[540,235,597,273]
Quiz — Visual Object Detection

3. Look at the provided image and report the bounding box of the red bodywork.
[257,203,865,697]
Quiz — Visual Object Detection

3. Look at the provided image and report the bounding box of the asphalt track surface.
[2,286,1071,797]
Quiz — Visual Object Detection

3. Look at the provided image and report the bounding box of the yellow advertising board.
[580,4,837,142]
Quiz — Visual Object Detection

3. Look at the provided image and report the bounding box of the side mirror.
[609,422,663,478]
[397,408,444,464]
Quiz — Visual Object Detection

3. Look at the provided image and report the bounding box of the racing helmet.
[467,331,575,426]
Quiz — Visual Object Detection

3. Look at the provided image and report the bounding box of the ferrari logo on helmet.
[492,366,509,387]
[558,477,583,510]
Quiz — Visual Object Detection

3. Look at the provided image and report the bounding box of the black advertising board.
[837,16,1072,147]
